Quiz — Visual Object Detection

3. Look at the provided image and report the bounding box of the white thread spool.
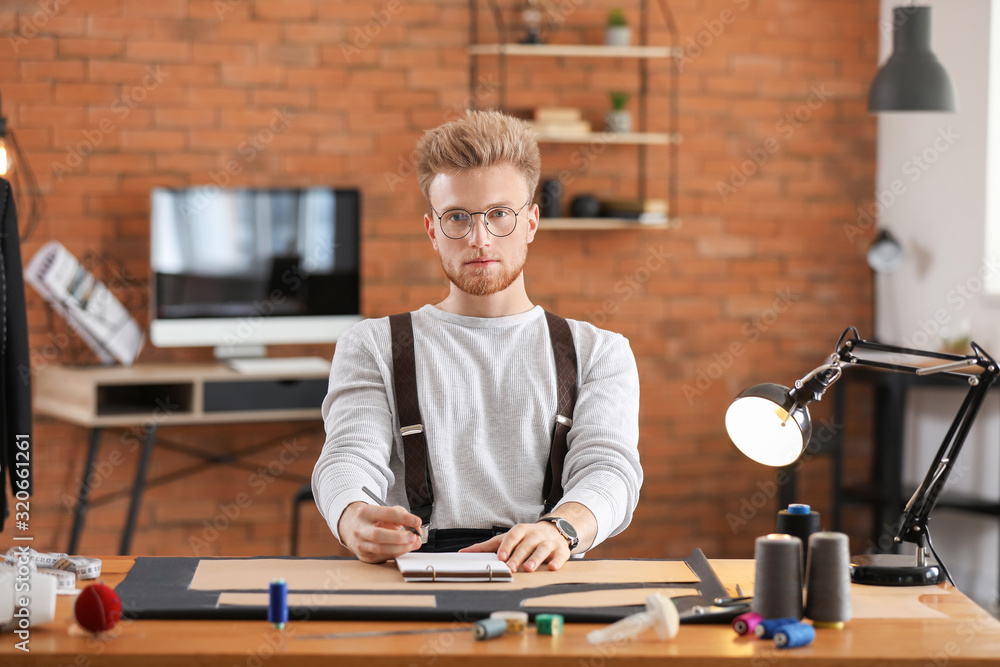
[752,533,803,620]
[0,565,58,632]
[804,531,852,627]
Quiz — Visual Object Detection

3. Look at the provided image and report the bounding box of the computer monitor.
[149,186,361,359]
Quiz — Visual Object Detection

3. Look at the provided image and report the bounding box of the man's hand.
[460,521,571,572]
[338,501,423,563]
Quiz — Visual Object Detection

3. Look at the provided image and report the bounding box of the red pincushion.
[74,583,122,633]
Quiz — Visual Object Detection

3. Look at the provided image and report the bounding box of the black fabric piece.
[389,312,433,524]
[115,550,728,624]
[417,526,510,553]
[0,178,32,532]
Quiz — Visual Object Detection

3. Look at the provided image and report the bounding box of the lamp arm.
[832,337,999,550]
[893,372,995,548]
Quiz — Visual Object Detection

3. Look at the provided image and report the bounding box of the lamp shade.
[868,6,955,112]
[725,383,811,467]
[867,229,905,273]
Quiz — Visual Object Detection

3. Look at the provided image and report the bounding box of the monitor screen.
[149,186,361,355]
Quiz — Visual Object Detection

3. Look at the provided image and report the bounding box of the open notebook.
[395,553,513,583]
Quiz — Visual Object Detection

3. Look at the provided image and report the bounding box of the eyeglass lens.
[439,207,517,239]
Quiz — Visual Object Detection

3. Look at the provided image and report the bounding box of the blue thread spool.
[268,579,288,630]
[473,618,507,641]
[774,622,816,649]
[754,617,798,639]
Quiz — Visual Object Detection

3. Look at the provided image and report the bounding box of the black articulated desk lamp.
[725,328,998,586]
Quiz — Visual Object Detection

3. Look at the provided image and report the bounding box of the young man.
[311,110,641,572]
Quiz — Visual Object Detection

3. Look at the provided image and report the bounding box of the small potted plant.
[605,8,631,46]
[606,91,632,133]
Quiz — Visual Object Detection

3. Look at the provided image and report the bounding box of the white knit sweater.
[311,305,642,549]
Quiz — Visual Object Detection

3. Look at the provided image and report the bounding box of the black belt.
[417,526,510,553]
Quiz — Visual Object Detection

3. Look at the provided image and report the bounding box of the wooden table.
[5,557,1000,666]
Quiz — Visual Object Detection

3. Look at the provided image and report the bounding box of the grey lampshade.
[869,6,955,112]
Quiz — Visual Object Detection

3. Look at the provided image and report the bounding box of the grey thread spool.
[804,531,852,627]
[752,533,803,620]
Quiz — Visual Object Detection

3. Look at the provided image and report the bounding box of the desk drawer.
[203,379,327,413]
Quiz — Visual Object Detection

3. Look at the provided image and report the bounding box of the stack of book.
[599,197,669,224]
[530,107,592,137]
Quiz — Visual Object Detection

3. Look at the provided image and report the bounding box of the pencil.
[361,486,422,537]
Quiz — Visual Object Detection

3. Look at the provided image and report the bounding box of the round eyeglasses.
[430,200,531,239]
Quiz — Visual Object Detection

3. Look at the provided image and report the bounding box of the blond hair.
[414,110,541,203]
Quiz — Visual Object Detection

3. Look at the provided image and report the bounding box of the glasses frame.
[430,199,532,240]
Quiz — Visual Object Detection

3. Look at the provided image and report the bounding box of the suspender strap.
[542,310,578,514]
[389,313,434,524]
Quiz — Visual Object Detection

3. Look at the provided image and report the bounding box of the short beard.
[441,245,527,297]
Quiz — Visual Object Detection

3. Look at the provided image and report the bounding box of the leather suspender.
[388,310,578,523]
[541,310,578,514]
[388,313,434,525]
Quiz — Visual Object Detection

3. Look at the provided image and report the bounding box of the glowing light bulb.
[0,139,9,176]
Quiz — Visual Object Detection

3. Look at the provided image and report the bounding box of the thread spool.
[535,614,563,635]
[1,568,58,632]
[732,611,762,636]
[804,531,852,627]
[774,622,816,649]
[490,611,528,634]
[752,534,803,620]
[777,504,821,567]
[473,617,508,641]
[754,617,799,639]
[268,580,288,630]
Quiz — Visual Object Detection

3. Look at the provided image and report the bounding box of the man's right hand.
[338,501,423,563]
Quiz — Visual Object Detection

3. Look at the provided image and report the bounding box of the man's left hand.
[460,521,570,572]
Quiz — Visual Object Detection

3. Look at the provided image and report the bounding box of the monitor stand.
[214,345,331,376]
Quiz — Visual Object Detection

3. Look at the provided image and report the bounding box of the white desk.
[34,362,329,554]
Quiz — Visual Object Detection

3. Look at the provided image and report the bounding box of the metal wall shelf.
[468,0,680,230]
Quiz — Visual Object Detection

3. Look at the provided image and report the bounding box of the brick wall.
[1,0,878,560]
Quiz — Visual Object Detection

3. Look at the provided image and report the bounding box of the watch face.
[555,518,578,538]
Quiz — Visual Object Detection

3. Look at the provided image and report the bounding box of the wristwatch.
[539,516,579,550]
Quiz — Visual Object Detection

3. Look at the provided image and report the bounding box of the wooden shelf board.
[468,44,676,59]
[540,217,680,230]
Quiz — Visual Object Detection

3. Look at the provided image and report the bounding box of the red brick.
[191,43,255,65]
[121,0,188,18]
[283,22,344,43]
[253,0,316,20]
[57,38,124,58]
[218,21,282,43]
[220,65,286,86]
[86,16,158,38]
[154,107,217,128]
[120,129,188,150]
[21,60,86,81]
[126,41,192,63]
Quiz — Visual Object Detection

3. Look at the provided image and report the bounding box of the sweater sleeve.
[310,324,396,545]
[555,329,642,550]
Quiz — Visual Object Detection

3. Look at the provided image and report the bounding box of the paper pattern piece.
[396,553,512,583]
[189,559,699,593]
[218,592,437,609]
[521,587,701,608]
[25,241,144,365]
